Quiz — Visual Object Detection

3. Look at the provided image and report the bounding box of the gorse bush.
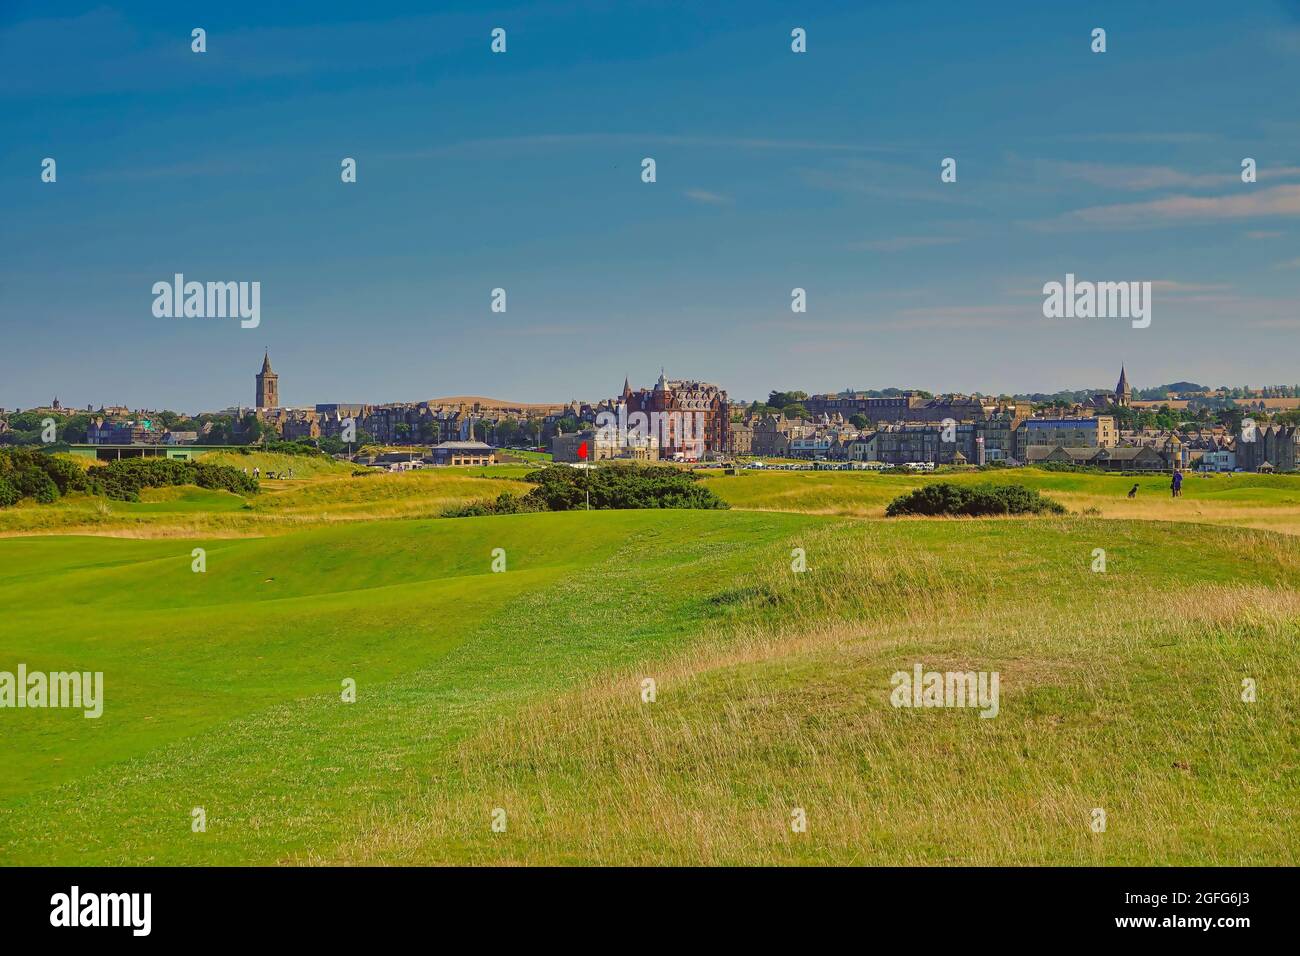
[0,448,92,507]
[522,463,729,512]
[885,482,1066,517]
[0,448,258,507]
[254,440,331,458]
[443,464,730,516]
[1036,461,1103,474]
[0,475,21,508]
[442,491,544,518]
[89,458,260,502]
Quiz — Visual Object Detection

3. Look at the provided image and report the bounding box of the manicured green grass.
[1,497,1297,864]
[704,468,1300,535]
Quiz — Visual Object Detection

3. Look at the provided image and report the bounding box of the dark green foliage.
[0,448,89,506]
[442,491,543,518]
[0,476,19,508]
[87,458,260,502]
[260,440,330,458]
[520,464,729,512]
[0,448,259,507]
[39,455,93,495]
[885,482,1066,517]
[16,469,59,503]
[1036,461,1104,474]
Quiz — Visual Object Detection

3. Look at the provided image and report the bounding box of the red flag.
[577,440,589,460]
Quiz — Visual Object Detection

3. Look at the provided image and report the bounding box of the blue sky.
[2,0,1298,411]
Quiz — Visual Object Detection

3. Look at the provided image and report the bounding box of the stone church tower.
[255,352,279,409]
[1114,365,1132,408]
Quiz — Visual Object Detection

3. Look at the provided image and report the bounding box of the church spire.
[261,351,273,374]
[1115,364,1132,409]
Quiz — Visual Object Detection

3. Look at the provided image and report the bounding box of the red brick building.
[620,371,731,460]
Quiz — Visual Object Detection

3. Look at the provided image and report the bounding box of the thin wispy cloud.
[683,189,732,206]
[1150,280,1233,293]
[1028,160,1300,192]
[1032,184,1300,231]
[803,160,979,207]
[852,236,962,252]
[1055,162,1230,191]
[382,134,900,162]
[1054,132,1217,144]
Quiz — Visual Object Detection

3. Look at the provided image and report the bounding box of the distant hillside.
[426,396,568,411]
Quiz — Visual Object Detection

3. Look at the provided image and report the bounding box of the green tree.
[767,390,808,410]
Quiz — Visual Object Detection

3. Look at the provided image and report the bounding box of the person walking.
[1127,483,1139,499]
[1171,469,1183,498]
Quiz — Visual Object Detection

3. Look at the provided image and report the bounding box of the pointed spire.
[261,351,273,374]
[1116,364,1129,393]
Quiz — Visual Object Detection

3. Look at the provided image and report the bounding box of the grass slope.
[1,504,1296,865]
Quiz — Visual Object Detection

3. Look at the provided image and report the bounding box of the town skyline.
[12,356,1291,474]
[8,351,1300,418]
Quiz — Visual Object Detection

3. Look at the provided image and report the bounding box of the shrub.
[0,447,92,502]
[41,456,92,495]
[1036,461,1103,474]
[0,475,20,508]
[13,466,59,503]
[521,463,729,512]
[0,449,258,507]
[442,491,543,518]
[885,482,1066,517]
[261,440,330,458]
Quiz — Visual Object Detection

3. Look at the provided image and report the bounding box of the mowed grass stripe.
[0,509,815,861]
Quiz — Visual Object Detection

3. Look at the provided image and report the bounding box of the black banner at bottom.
[0,866,1281,941]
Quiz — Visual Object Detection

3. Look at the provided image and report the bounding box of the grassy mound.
[198,450,355,479]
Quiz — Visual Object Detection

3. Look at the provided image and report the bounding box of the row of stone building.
[238,355,1300,472]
